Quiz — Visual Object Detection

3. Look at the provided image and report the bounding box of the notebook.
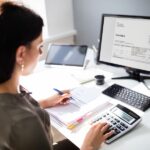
[45,44,88,69]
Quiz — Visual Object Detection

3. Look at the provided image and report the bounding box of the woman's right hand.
[81,122,114,150]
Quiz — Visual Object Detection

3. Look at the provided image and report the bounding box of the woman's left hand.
[39,90,71,108]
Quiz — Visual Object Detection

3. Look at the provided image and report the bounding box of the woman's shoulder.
[0,94,52,150]
[0,93,42,146]
[0,92,50,134]
[0,93,38,122]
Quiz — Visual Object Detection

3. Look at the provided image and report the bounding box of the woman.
[0,1,113,150]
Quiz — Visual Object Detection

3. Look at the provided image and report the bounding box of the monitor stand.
[112,67,150,82]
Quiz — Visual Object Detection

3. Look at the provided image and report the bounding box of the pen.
[83,59,90,70]
[53,88,75,100]
[92,45,98,53]
[53,88,82,109]
[53,88,64,95]
[53,88,75,99]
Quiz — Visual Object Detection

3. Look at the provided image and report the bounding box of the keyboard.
[102,84,150,111]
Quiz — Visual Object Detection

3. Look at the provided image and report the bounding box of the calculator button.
[120,122,128,128]
[97,117,102,121]
[111,116,114,119]
[116,124,121,128]
[115,128,121,134]
[121,127,125,131]
[113,122,117,125]
[110,120,115,124]
[116,124,125,131]
[103,115,106,117]
[119,126,125,131]
[90,116,104,124]
[106,117,111,121]
[114,118,120,123]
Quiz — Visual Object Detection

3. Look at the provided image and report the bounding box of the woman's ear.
[16,45,26,65]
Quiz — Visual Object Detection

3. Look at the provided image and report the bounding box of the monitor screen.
[45,45,88,66]
[98,14,150,72]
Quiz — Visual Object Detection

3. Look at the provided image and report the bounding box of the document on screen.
[111,18,150,70]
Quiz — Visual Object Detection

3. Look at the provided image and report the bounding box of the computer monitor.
[97,14,150,81]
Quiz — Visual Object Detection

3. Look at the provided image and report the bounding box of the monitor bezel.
[97,13,150,73]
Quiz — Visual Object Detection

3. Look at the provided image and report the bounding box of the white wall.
[16,0,76,60]
[18,0,49,38]
[45,0,76,41]
[18,0,76,41]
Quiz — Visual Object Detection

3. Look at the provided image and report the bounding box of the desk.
[20,60,150,150]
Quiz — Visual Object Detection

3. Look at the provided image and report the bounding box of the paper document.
[46,85,113,130]
[71,86,102,104]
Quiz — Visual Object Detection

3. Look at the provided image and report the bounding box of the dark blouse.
[0,87,53,150]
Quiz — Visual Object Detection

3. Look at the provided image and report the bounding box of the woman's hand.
[39,90,71,108]
[81,122,114,150]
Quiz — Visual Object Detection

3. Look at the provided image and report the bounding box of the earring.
[21,64,24,72]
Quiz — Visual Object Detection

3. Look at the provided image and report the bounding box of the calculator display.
[112,108,135,124]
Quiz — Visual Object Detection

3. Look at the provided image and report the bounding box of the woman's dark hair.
[0,2,44,83]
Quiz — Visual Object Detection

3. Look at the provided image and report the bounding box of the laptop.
[45,44,88,69]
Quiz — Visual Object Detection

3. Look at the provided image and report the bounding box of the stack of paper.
[45,86,113,130]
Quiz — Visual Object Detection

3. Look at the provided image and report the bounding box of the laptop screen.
[45,45,88,66]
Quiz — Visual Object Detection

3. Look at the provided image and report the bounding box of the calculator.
[90,104,142,144]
